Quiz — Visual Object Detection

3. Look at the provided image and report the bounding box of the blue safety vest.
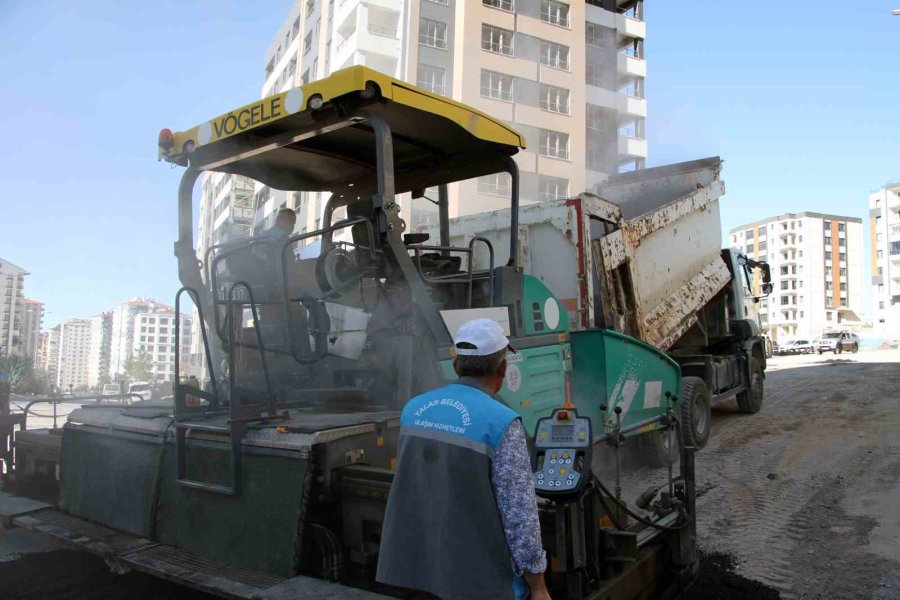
[376,379,527,600]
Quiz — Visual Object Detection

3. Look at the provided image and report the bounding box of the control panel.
[533,408,592,498]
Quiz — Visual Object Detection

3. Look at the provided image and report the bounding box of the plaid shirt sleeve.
[491,419,547,575]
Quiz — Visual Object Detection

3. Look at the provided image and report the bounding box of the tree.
[0,354,34,393]
[123,351,155,384]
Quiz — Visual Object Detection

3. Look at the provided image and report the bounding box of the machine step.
[10,505,389,599]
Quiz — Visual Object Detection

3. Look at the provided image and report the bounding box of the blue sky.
[1,1,897,328]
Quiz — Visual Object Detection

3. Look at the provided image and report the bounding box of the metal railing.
[10,393,145,430]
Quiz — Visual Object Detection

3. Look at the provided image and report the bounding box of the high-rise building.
[0,258,28,357]
[88,312,113,388]
[38,326,60,384]
[250,0,647,234]
[18,298,43,362]
[730,213,864,341]
[109,298,169,379]
[131,309,193,382]
[869,181,900,336]
[57,318,92,391]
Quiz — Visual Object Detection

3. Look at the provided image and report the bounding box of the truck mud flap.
[8,504,387,599]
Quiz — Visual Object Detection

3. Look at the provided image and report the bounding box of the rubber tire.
[737,358,764,414]
[853,343,859,354]
[642,427,680,468]
[679,376,712,450]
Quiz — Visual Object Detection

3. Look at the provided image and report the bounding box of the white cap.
[454,318,516,356]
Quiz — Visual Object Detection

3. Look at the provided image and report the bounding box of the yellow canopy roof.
[159,66,526,194]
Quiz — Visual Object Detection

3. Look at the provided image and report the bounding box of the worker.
[258,207,297,240]
[377,318,551,600]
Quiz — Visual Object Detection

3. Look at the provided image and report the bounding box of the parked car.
[101,383,121,398]
[816,331,860,354]
[779,339,814,355]
[127,381,153,402]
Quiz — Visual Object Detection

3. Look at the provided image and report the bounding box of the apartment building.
[38,326,60,383]
[249,0,647,234]
[87,312,113,388]
[730,213,864,341]
[131,309,193,382]
[19,299,43,363]
[0,258,27,357]
[57,318,92,391]
[108,298,169,380]
[869,181,900,336]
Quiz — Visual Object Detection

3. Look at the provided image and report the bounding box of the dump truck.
[2,67,698,600]
[441,157,772,456]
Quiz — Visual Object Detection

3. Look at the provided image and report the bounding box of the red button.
[558,410,569,421]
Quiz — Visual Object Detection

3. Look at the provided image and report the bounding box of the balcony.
[617,53,646,77]
[618,134,648,158]
[618,93,647,117]
[616,12,645,39]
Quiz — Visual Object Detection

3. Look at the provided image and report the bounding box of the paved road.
[685,349,900,599]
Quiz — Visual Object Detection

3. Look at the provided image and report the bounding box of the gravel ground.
[2,350,899,599]
[674,348,900,599]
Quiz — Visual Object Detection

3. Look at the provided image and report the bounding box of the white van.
[101,383,121,397]
[127,381,153,403]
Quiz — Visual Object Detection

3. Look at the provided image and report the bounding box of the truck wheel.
[737,358,764,414]
[641,427,680,467]
[853,343,859,353]
[679,377,711,450]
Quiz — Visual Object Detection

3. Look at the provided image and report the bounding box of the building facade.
[38,326,60,384]
[0,258,28,357]
[249,0,647,235]
[730,213,864,342]
[108,298,169,380]
[57,318,92,391]
[131,310,193,382]
[869,181,900,336]
[88,312,113,388]
[19,298,43,363]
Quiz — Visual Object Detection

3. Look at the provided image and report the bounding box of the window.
[880,301,885,309]
[541,1,570,27]
[840,283,847,291]
[838,222,846,232]
[482,25,513,55]
[539,84,569,114]
[839,268,847,276]
[478,173,512,196]
[781,296,789,306]
[780,281,789,291]
[301,69,310,84]
[825,281,833,291]
[305,0,315,16]
[539,129,569,159]
[878,249,884,259]
[827,312,833,321]
[483,0,513,10]
[419,19,447,49]
[824,220,831,229]
[759,240,767,251]
[427,0,450,4]
[824,236,832,246]
[840,298,847,307]
[539,176,568,202]
[585,62,601,86]
[540,41,569,70]
[417,64,446,95]
[877,233,883,242]
[825,251,832,260]
[585,22,602,46]
[839,252,846,262]
[303,32,313,54]
[481,70,513,101]
[586,105,608,131]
